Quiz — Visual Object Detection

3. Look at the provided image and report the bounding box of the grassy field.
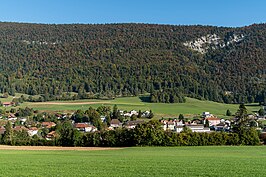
[1,94,260,118]
[24,97,260,118]
[0,146,265,176]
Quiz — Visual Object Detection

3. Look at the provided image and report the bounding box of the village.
[0,102,265,141]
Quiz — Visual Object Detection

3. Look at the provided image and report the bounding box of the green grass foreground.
[0,146,265,177]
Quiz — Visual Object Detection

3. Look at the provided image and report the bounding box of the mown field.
[0,94,261,118]
[0,146,265,177]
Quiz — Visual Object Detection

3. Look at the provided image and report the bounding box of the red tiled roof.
[46,131,58,139]
[41,122,56,128]
[13,126,29,131]
[74,123,90,128]
[29,127,38,131]
[3,102,14,105]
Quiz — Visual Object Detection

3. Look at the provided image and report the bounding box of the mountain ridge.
[0,22,265,103]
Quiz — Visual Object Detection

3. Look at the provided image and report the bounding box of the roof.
[8,113,16,118]
[167,121,175,125]
[13,126,29,131]
[125,120,144,126]
[41,122,56,128]
[110,119,121,125]
[216,122,226,127]
[206,117,220,121]
[187,124,204,128]
[3,102,14,105]
[176,126,184,128]
[29,127,39,131]
[74,123,90,128]
[46,131,57,138]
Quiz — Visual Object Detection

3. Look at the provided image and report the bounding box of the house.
[3,102,14,107]
[7,113,17,121]
[142,111,150,118]
[19,118,27,125]
[187,124,210,132]
[119,110,124,115]
[74,123,97,132]
[176,126,184,133]
[160,120,168,131]
[41,122,56,129]
[123,112,132,117]
[46,131,58,140]
[123,110,139,117]
[202,112,213,118]
[28,127,39,136]
[214,122,231,132]
[205,117,221,126]
[110,119,122,128]
[100,116,106,122]
[13,126,29,132]
[0,126,6,135]
[160,119,185,131]
[124,120,144,129]
[167,120,176,131]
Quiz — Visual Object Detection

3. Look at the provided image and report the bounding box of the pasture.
[0,146,265,176]
[23,96,259,118]
[1,94,260,118]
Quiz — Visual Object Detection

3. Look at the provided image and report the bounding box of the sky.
[0,0,265,27]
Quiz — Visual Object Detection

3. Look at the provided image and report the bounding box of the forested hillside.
[0,22,265,103]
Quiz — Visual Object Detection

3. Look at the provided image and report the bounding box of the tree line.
[0,120,261,147]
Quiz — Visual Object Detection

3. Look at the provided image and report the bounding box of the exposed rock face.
[183,33,244,54]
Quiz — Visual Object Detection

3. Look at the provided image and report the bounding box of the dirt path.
[32,101,110,105]
[0,145,122,151]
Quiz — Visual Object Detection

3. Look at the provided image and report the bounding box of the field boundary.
[0,145,123,151]
[31,101,110,105]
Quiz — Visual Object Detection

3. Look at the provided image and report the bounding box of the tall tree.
[112,105,119,119]
[3,121,14,145]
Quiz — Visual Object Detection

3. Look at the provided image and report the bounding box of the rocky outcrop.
[183,33,244,54]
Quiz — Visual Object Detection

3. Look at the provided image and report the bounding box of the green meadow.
[0,146,265,177]
[1,94,261,118]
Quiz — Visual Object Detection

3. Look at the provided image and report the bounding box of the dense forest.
[0,22,265,103]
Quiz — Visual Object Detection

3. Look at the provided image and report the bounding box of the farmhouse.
[160,119,185,131]
[205,117,221,126]
[8,114,17,121]
[124,120,144,129]
[13,126,29,132]
[74,123,97,132]
[41,122,56,129]
[46,131,57,140]
[110,119,122,128]
[123,110,138,117]
[187,125,210,132]
[28,127,39,136]
[202,112,213,118]
[3,102,14,107]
